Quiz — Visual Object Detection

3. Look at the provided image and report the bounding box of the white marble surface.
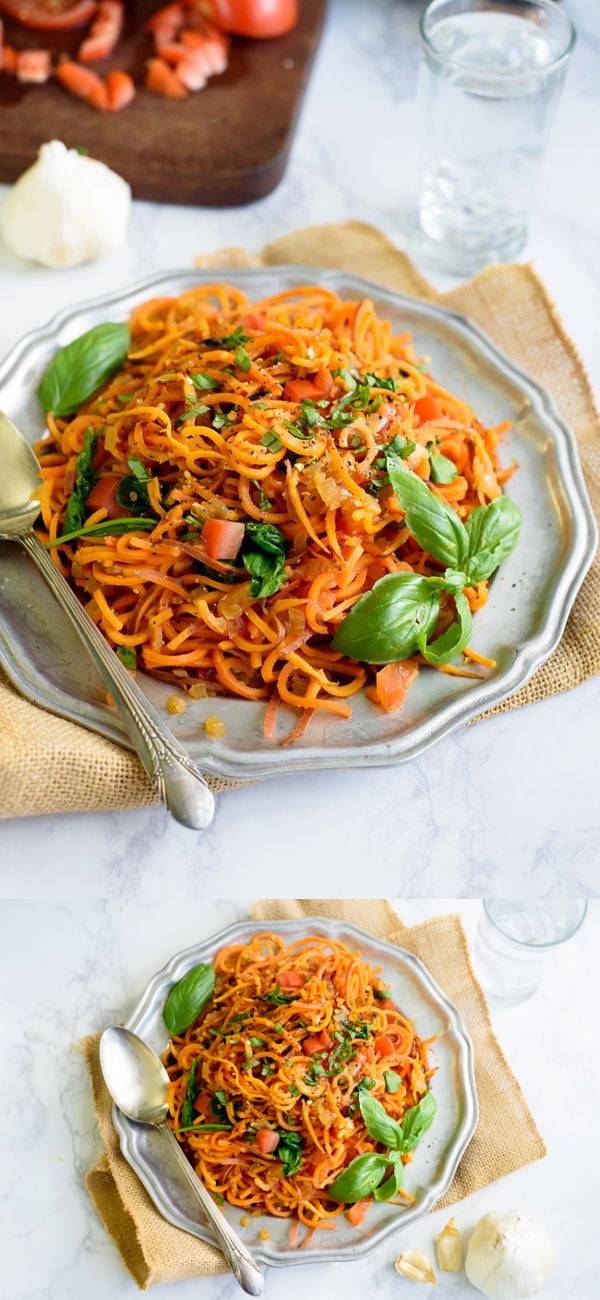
[0,0,599,894]
[1,899,598,1300]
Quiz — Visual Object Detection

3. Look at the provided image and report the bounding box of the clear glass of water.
[417,0,576,273]
[473,899,588,1005]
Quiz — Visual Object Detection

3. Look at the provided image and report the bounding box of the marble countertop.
[0,0,599,893]
[1,899,598,1300]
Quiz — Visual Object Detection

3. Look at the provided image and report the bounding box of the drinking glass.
[416,0,576,273]
[473,899,588,1005]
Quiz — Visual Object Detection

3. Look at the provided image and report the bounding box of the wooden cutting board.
[0,0,326,205]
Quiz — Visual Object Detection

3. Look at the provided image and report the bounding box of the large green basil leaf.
[331,572,441,664]
[418,591,473,666]
[373,1155,404,1202]
[396,1091,437,1155]
[163,962,215,1035]
[359,1091,404,1150]
[328,1153,388,1203]
[39,322,130,417]
[464,496,522,584]
[386,454,468,569]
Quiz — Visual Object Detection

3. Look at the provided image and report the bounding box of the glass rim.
[420,0,576,81]
[482,899,589,949]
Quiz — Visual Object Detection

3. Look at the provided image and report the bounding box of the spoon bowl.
[99,1026,170,1126]
[0,410,43,532]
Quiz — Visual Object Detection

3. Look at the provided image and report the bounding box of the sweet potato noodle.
[36,284,513,740]
[162,933,434,1240]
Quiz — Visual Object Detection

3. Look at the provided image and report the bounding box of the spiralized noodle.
[162,933,434,1234]
[36,284,514,736]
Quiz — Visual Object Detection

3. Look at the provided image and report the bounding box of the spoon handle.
[19,530,215,831]
[158,1124,264,1295]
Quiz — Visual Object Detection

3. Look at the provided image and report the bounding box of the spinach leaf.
[163,962,215,1035]
[418,591,472,665]
[116,646,136,670]
[202,327,249,349]
[242,521,288,600]
[331,572,441,664]
[181,1058,200,1129]
[328,1153,388,1203]
[116,458,154,515]
[429,450,458,484]
[386,453,468,569]
[276,1129,303,1176]
[383,1070,402,1094]
[63,426,99,534]
[373,1155,404,1202]
[396,1091,437,1155]
[261,989,295,1006]
[45,517,156,548]
[464,495,522,584]
[39,323,130,417]
[359,1092,404,1150]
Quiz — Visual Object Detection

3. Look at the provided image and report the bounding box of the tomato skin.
[413,395,443,423]
[209,0,298,39]
[193,1091,212,1117]
[241,312,266,330]
[346,1199,371,1227]
[277,968,304,989]
[0,0,98,30]
[283,378,322,403]
[313,366,337,399]
[256,1129,280,1155]
[201,517,245,561]
[371,661,418,714]
[374,1035,395,1058]
[86,474,125,519]
[302,1030,332,1056]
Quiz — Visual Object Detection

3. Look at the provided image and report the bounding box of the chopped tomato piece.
[413,395,443,423]
[78,0,122,63]
[374,1035,395,1058]
[105,67,135,110]
[302,1030,332,1056]
[1,40,17,72]
[369,661,418,714]
[241,312,266,330]
[256,1129,280,1155]
[56,59,107,108]
[0,0,97,29]
[145,54,187,98]
[193,1091,212,1117]
[86,474,124,518]
[283,378,323,403]
[379,999,397,1011]
[15,47,51,82]
[346,1199,371,1227]
[277,968,304,989]
[201,517,245,561]
[313,366,338,399]
[208,0,298,40]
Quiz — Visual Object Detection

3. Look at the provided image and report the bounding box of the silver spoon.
[100,1026,265,1296]
[0,410,215,830]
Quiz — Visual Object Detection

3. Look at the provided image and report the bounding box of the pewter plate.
[112,916,478,1268]
[0,267,596,779]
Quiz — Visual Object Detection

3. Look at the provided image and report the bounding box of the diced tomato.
[201,517,245,561]
[145,55,187,98]
[193,1091,212,1117]
[277,968,304,989]
[208,0,298,40]
[78,0,122,62]
[145,0,184,39]
[1,40,17,71]
[379,999,397,1011]
[283,378,323,403]
[15,47,51,82]
[413,395,443,424]
[302,1030,332,1056]
[105,67,135,110]
[345,1199,371,1227]
[0,0,97,29]
[370,660,418,715]
[256,1129,280,1155]
[241,312,266,330]
[56,58,107,108]
[313,367,337,399]
[374,1035,395,1058]
[86,474,124,518]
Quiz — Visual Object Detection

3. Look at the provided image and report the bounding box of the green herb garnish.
[163,963,215,1035]
[39,323,130,417]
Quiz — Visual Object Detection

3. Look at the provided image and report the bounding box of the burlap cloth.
[1,221,598,818]
[83,899,546,1289]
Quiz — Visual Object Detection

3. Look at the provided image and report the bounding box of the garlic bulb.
[395,1249,437,1284]
[436,1217,462,1272]
[0,140,131,268]
[465,1211,556,1299]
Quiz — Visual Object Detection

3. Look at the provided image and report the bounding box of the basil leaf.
[39,323,130,417]
[191,372,220,391]
[464,496,522,584]
[181,1058,200,1128]
[397,1091,437,1155]
[359,1092,404,1150]
[63,426,99,534]
[386,454,468,569]
[418,591,472,665]
[163,962,215,1035]
[45,517,156,548]
[328,1153,388,1203]
[373,1156,404,1202]
[331,573,441,664]
[429,450,458,484]
[242,521,288,599]
[116,646,136,670]
[202,327,249,349]
[383,1070,402,1094]
[116,474,153,516]
[234,344,252,373]
[127,456,151,483]
[276,1129,303,1176]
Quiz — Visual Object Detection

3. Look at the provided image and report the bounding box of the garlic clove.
[395,1248,437,1284]
[435,1217,462,1271]
[465,1210,556,1299]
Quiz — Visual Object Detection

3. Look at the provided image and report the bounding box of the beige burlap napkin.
[2,221,597,817]
[83,899,546,1289]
